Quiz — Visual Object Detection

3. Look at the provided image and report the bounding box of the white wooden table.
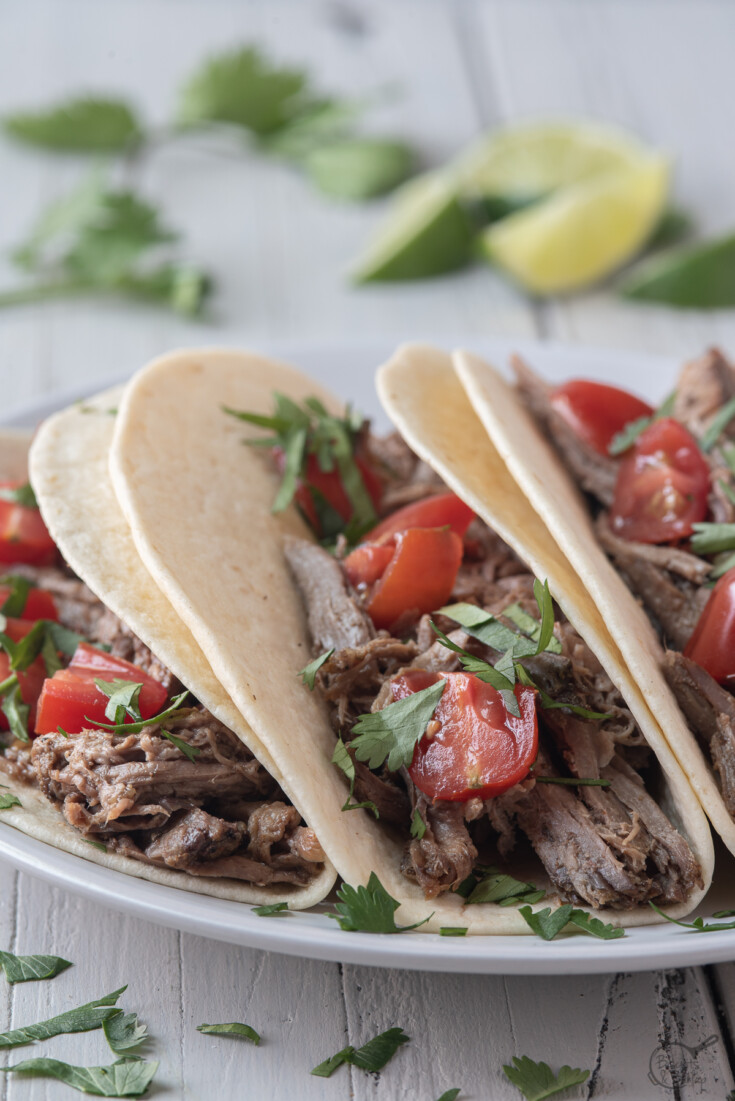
[2,2,735,1097]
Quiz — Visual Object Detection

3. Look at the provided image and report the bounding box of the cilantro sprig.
[331,737,379,817]
[312,1026,409,1077]
[89,685,191,738]
[328,872,432,933]
[649,901,735,932]
[518,904,623,941]
[503,1055,590,1101]
[225,394,378,540]
[607,390,676,456]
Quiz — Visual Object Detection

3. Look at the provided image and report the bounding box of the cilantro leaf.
[197,1022,260,1044]
[103,1012,148,1056]
[502,602,561,654]
[305,138,414,201]
[1,1056,158,1097]
[1,686,29,744]
[0,951,71,983]
[438,603,537,658]
[649,900,735,932]
[439,928,467,938]
[178,46,310,136]
[701,395,735,451]
[4,98,141,153]
[410,808,427,839]
[159,729,201,763]
[691,522,735,556]
[329,871,431,933]
[84,839,108,853]
[95,679,143,725]
[0,574,32,618]
[0,987,125,1049]
[518,905,575,941]
[88,690,189,736]
[503,1055,590,1101]
[264,97,361,160]
[0,483,37,509]
[312,1027,409,1077]
[567,910,624,940]
[466,871,544,907]
[0,791,22,810]
[252,902,289,917]
[535,776,611,788]
[299,649,333,690]
[350,679,446,772]
[436,1091,461,1101]
[608,390,676,456]
[532,579,556,656]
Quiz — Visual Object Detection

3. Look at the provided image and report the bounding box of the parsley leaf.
[691,521,735,556]
[1,686,29,744]
[439,928,467,938]
[0,483,37,509]
[1,1056,158,1098]
[649,900,735,932]
[332,738,379,817]
[197,1022,260,1044]
[298,649,333,690]
[103,1012,148,1056]
[436,1091,461,1101]
[88,690,190,736]
[503,1055,590,1101]
[535,776,611,788]
[4,98,142,153]
[608,390,676,456]
[159,729,201,763]
[410,808,427,840]
[567,910,624,940]
[252,902,289,917]
[350,679,446,772]
[312,1027,409,1077]
[437,602,538,658]
[0,987,126,1049]
[178,46,310,136]
[465,870,544,907]
[518,905,575,941]
[0,791,22,810]
[95,679,143,725]
[701,395,735,452]
[0,951,71,983]
[329,872,431,933]
[84,839,108,853]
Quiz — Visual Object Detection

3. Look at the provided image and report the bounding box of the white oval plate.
[3,336,734,975]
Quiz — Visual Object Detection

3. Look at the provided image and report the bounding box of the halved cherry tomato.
[363,492,476,544]
[609,418,710,544]
[0,651,46,734]
[392,669,538,802]
[0,585,57,621]
[344,527,463,630]
[550,380,654,457]
[275,449,382,535]
[0,483,56,566]
[35,643,168,736]
[684,567,735,687]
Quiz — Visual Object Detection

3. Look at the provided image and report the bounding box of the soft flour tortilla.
[109,347,711,931]
[454,346,735,865]
[24,402,335,908]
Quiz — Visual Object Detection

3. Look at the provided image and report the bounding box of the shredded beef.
[401,798,477,898]
[673,347,735,438]
[284,537,374,652]
[512,355,618,506]
[352,761,410,825]
[319,637,418,727]
[663,649,735,816]
[596,515,710,650]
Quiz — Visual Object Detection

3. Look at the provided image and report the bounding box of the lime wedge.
[453,121,647,201]
[352,172,474,282]
[480,154,669,295]
[621,233,735,308]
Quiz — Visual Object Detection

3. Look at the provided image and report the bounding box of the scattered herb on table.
[0,987,126,1049]
[1,1056,158,1098]
[0,950,72,983]
[503,1055,590,1100]
[197,1022,261,1045]
[103,1011,148,1055]
[312,1026,409,1077]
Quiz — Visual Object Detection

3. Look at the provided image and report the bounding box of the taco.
[107,345,711,932]
[0,390,335,909]
[454,343,735,863]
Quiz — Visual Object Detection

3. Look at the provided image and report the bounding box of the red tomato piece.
[684,567,735,688]
[0,651,46,733]
[609,418,710,544]
[392,669,538,802]
[3,617,40,642]
[550,380,654,456]
[364,493,476,544]
[345,527,463,631]
[0,483,56,566]
[275,449,382,535]
[0,585,58,621]
[35,643,168,735]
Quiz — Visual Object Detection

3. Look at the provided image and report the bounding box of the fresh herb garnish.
[328,872,431,933]
[159,729,201,764]
[435,1091,461,1101]
[0,987,126,1049]
[331,737,379,817]
[252,902,289,917]
[88,690,190,737]
[103,1012,148,1056]
[311,1026,409,1077]
[4,98,142,153]
[0,950,71,983]
[608,390,676,456]
[224,394,377,539]
[0,483,38,509]
[84,839,108,853]
[519,904,623,941]
[566,910,625,940]
[350,679,446,772]
[701,396,735,452]
[0,574,32,616]
[298,649,333,690]
[503,1055,590,1101]
[197,1022,261,1045]
[304,139,414,201]
[0,789,22,810]
[95,679,143,725]
[439,928,468,937]
[410,808,427,839]
[465,870,545,908]
[535,776,611,788]
[691,521,735,557]
[1,1056,158,1098]
[649,900,735,932]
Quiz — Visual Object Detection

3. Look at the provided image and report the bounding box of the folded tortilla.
[454,346,735,864]
[19,395,336,909]
[106,345,712,931]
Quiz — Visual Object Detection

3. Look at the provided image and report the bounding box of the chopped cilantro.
[160,729,201,763]
[518,905,575,941]
[649,900,735,932]
[0,791,22,810]
[0,951,71,983]
[535,776,611,788]
[438,928,467,938]
[701,395,735,451]
[0,484,38,509]
[0,575,32,616]
[1,686,29,744]
[465,870,544,907]
[197,1022,260,1044]
[252,902,289,917]
[410,808,426,840]
[328,872,431,933]
[608,390,676,456]
[331,737,379,817]
[298,649,333,690]
[503,1054,590,1100]
[312,1026,409,1077]
[691,521,735,557]
[350,679,446,772]
[566,910,624,940]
